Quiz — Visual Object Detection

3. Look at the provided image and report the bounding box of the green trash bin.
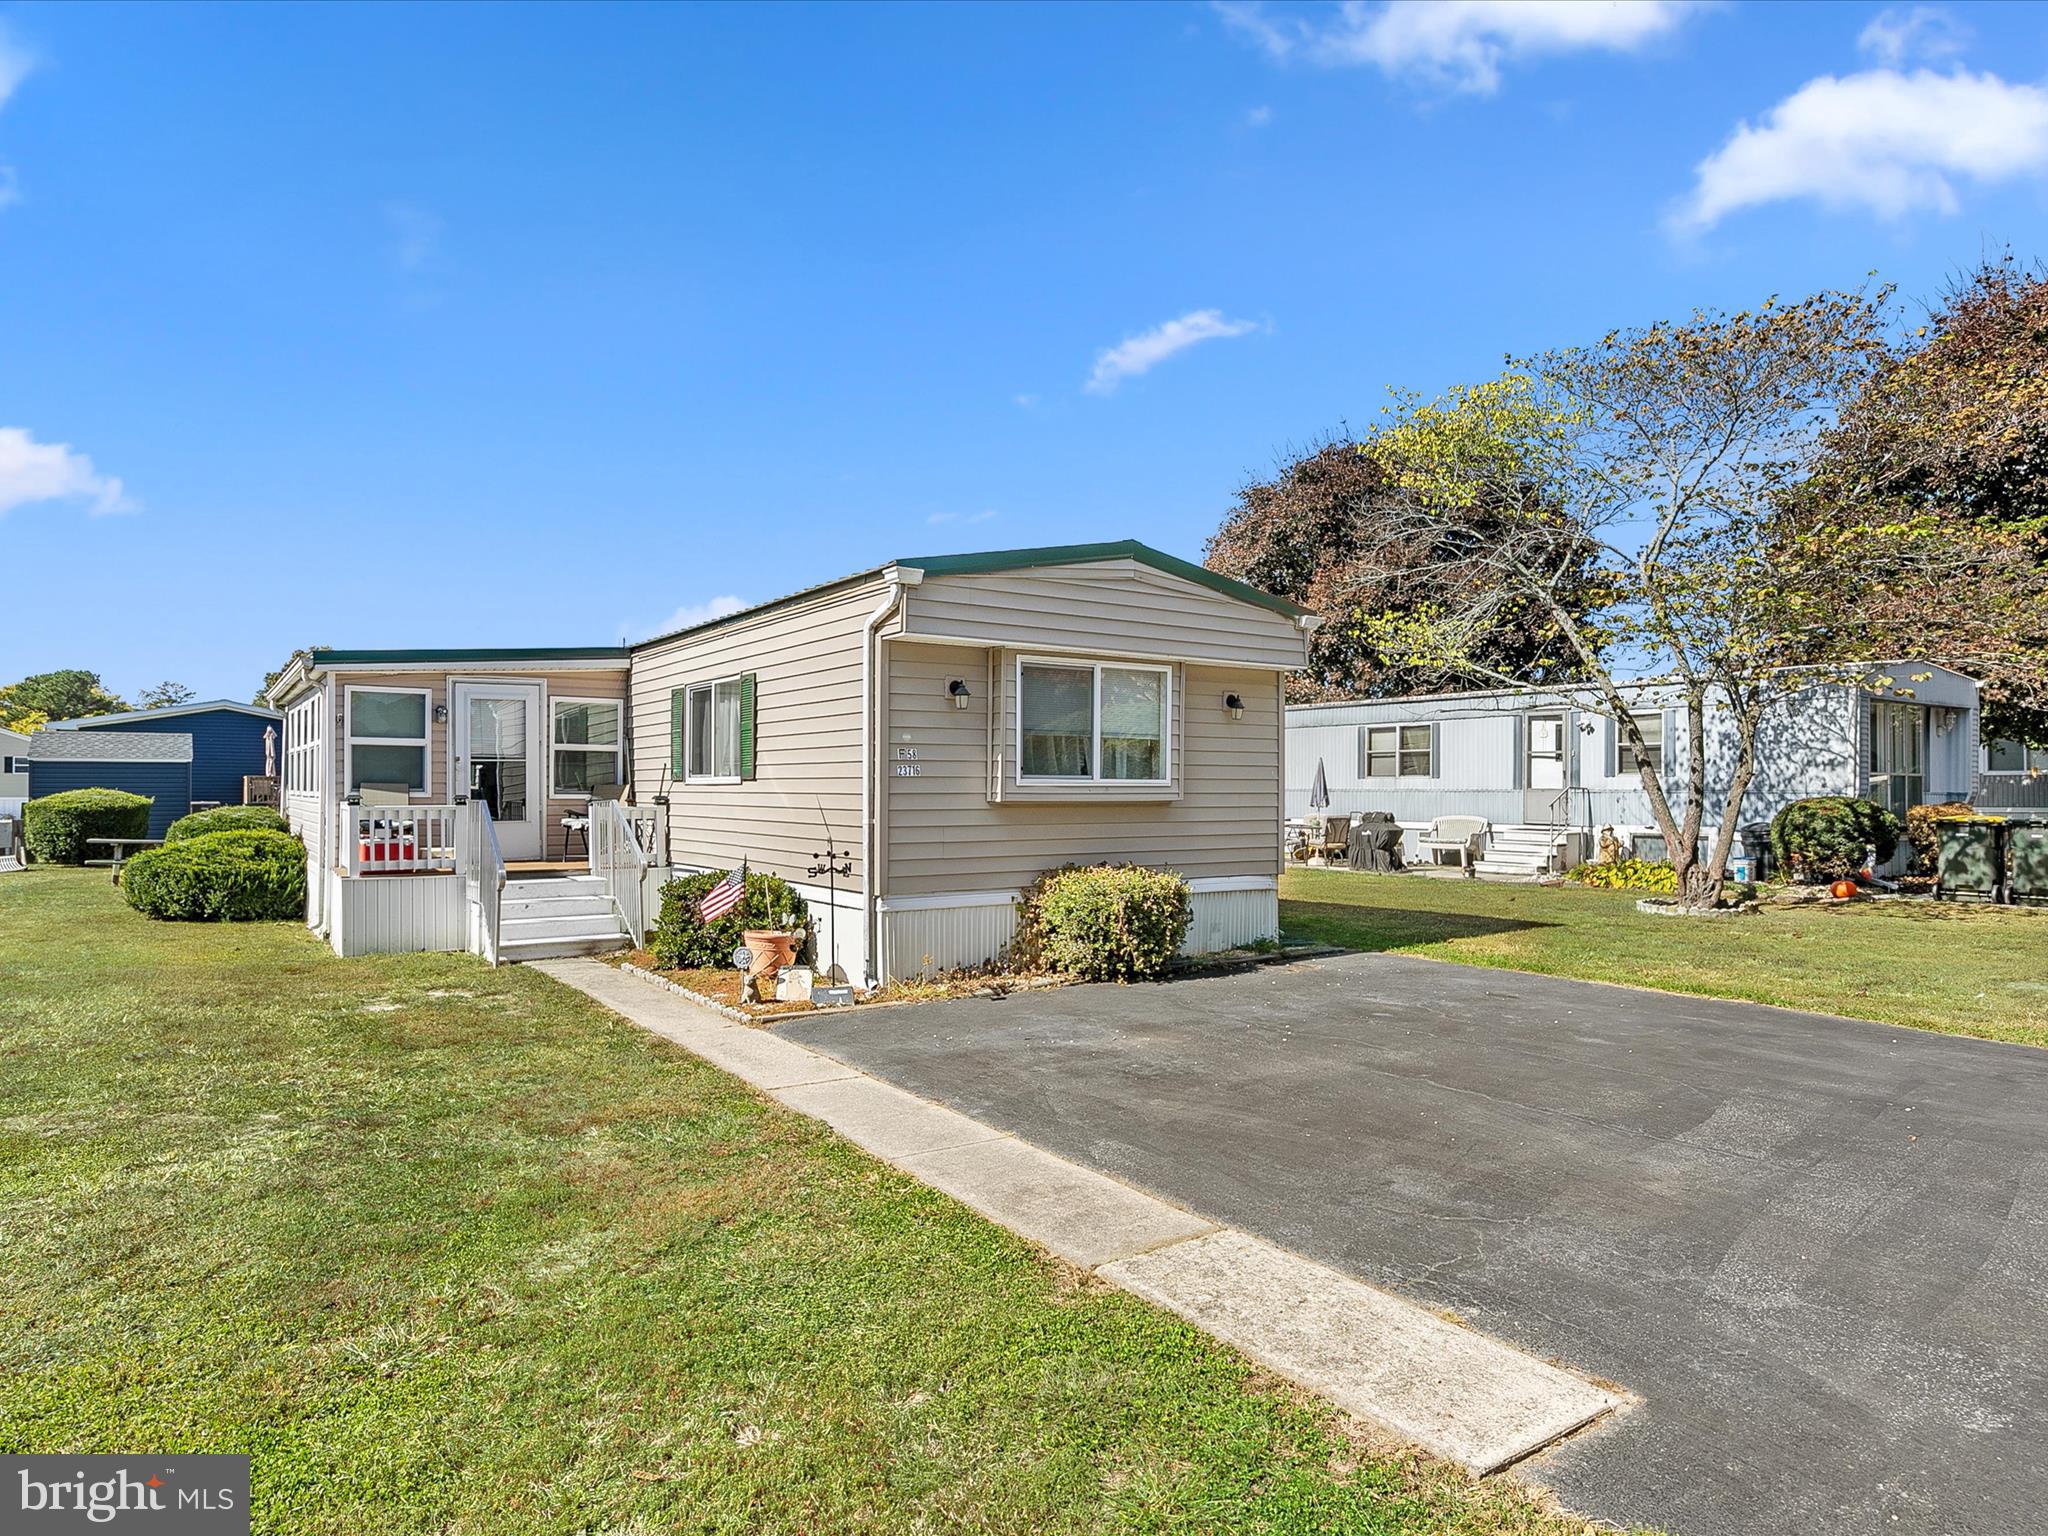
[2009,819,2048,908]
[1937,818,2005,903]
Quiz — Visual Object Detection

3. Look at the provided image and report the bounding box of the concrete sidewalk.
[533,957,1622,1478]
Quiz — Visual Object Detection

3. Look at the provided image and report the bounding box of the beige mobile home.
[268,541,1314,978]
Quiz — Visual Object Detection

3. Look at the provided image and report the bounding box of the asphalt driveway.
[783,953,2048,1536]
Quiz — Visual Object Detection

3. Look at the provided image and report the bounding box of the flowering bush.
[1564,857,1678,893]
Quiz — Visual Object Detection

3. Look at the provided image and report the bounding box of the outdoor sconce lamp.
[948,679,972,710]
[432,703,450,725]
[1223,692,1244,721]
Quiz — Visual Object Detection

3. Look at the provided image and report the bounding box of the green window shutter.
[671,688,686,776]
[738,673,757,779]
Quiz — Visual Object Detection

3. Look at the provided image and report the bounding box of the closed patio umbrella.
[1309,758,1330,810]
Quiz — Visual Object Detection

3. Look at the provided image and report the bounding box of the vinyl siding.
[629,577,885,885]
[901,558,1308,670]
[67,708,277,807]
[884,641,1283,896]
[26,759,192,838]
[325,666,630,861]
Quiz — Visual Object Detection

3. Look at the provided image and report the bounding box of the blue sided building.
[49,700,282,811]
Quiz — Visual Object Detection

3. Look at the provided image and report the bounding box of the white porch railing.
[457,798,507,965]
[342,800,461,875]
[589,798,653,945]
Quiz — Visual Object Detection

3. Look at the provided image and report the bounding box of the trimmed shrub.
[1904,801,1980,879]
[121,829,306,921]
[1565,857,1678,893]
[1028,864,1192,982]
[165,805,290,842]
[22,788,151,865]
[650,869,809,971]
[1769,796,1901,884]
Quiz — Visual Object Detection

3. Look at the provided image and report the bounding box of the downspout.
[860,566,921,987]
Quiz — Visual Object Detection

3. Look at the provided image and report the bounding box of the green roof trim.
[895,540,1310,619]
[309,646,630,665]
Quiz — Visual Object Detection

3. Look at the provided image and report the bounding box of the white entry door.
[453,680,545,861]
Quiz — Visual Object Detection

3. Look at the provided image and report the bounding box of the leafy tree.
[1205,433,1600,701]
[1353,291,1973,911]
[0,669,127,731]
[1798,256,2048,746]
[139,681,198,710]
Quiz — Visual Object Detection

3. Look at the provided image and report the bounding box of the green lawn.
[1,869,1601,1536]
[1281,870,2048,1049]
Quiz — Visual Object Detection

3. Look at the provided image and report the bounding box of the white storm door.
[453,681,544,860]
[1528,716,1566,790]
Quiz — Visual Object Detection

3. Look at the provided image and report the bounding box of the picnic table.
[86,836,163,883]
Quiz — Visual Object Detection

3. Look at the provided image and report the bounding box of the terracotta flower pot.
[741,929,798,979]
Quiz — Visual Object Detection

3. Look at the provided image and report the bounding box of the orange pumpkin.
[1830,879,1859,900]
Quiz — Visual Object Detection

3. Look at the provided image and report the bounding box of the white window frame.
[344,684,433,797]
[1983,737,2048,774]
[683,676,744,785]
[284,694,323,797]
[1362,722,1433,779]
[1617,711,1664,776]
[1015,655,1172,787]
[550,696,624,799]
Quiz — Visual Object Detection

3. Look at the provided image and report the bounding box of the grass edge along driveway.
[1280,869,2048,1050]
[0,869,1624,1536]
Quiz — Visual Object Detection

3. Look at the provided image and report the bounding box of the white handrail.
[589,798,651,945]
[457,798,507,965]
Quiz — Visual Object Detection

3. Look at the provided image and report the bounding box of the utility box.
[1936,819,2005,904]
[2008,820,2048,908]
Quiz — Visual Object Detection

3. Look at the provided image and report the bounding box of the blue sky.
[4,0,2047,702]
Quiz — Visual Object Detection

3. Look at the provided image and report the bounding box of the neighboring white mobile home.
[268,541,1315,977]
[1285,664,1983,879]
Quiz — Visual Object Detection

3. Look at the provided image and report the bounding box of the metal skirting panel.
[331,873,466,958]
[1183,886,1279,954]
[880,900,1019,982]
[876,885,1277,981]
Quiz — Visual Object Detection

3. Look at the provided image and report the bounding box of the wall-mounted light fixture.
[433,703,450,725]
[948,679,972,711]
[1223,691,1244,721]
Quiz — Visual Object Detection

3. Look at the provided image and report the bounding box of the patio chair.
[560,782,624,860]
[1418,815,1489,874]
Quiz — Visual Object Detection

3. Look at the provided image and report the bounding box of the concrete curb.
[531,955,1625,1477]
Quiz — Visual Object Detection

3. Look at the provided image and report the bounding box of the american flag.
[697,863,746,922]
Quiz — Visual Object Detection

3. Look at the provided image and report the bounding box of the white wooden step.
[501,893,618,920]
[503,913,629,942]
[499,932,632,961]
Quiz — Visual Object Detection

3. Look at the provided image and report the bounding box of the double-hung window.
[685,677,743,782]
[284,695,322,795]
[1617,711,1664,775]
[1363,723,1432,778]
[346,686,430,795]
[552,698,623,796]
[1018,658,1169,784]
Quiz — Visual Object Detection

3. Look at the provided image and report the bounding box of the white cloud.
[1673,67,2048,231]
[1245,103,1274,126]
[0,427,136,519]
[634,594,747,641]
[1858,6,1968,68]
[0,25,32,110]
[384,202,445,274]
[1216,0,1699,94]
[0,24,34,212]
[1013,393,1040,409]
[1086,309,1258,395]
[927,509,997,527]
